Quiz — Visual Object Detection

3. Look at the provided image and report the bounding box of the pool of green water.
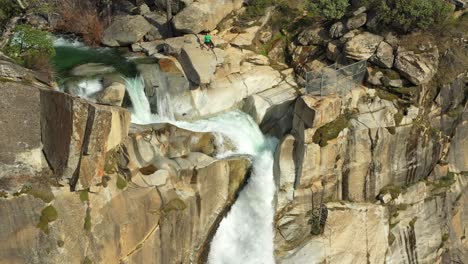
[53,44,139,81]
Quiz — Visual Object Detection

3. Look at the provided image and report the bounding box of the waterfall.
[74,78,103,100]
[125,75,175,121]
[126,78,278,264]
[154,68,175,120]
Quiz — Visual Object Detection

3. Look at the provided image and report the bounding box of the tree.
[306,0,350,20]
[4,24,55,64]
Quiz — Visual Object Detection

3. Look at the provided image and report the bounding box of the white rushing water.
[125,76,278,264]
[74,78,104,99]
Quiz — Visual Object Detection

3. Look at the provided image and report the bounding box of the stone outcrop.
[0,82,45,192]
[0,108,251,264]
[40,89,131,189]
[370,41,394,69]
[102,15,153,47]
[172,0,244,33]
[344,32,383,61]
[394,46,439,85]
[96,82,126,107]
[179,45,221,85]
[243,70,298,137]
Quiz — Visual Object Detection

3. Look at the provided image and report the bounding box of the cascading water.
[125,76,175,121]
[125,76,278,264]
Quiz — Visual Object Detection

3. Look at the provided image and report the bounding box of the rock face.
[0,82,45,192]
[344,32,383,60]
[179,45,219,85]
[346,13,367,30]
[394,47,439,85]
[0,120,251,264]
[96,82,126,106]
[40,90,130,189]
[278,203,389,264]
[243,70,298,137]
[102,15,153,46]
[370,41,394,68]
[297,25,329,46]
[274,78,468,263]
[172,0,243,33]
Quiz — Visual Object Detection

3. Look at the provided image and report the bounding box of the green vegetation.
[243,0,276,19]
[37,205,58,234]
[4,24,55,64]
[162,198,187,214]
[82,256,93,264]
[0,0,20,27]
[375,89,399,102]
[79,189,89,202]
[380,184,406,199]
[57,240,65,247]
[369,0,454,33]
[394,112,404,126]
[388,232,396,245]
[306,0,349,20]
[116,175,127,190]
[409,217,418,228]
[312,113,352,147]
[84,208,92,231]
[431,172,456,190]
[442,233,449,242]
[15,184,55,203]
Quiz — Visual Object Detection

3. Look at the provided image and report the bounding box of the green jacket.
[204,35,212,43]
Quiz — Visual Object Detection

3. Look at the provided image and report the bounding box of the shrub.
[55,0,104,46]
[4,24,55,64]
[306,0,350,20]
[0,0,20,28]
[371,0,454,33]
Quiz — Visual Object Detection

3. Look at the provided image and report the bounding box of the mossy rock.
[312,114,351,147]
[84,208,91,231]
[380,184,406,199]
[16,184,54,203]
[79,189,89,202]
[116,175,127,190]
[162,198,187,214]
[37,205,58,234]
[375,89,399,102]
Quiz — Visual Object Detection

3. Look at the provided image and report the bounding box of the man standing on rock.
[203,33,215,50]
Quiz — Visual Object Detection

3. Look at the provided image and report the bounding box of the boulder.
[350,96,398,130]
[345,13,367,30]
[259,31,273,43]
[172,0,244,33]
[70,63,116,77]
[191,63,282,117]
[40,90,130,189]
[326,40,341,62]
[297,26,330,46]
[179,45,219,85]
[96,82,126,106]
[102,15,153,46]
[268,38,286,63]
[329,21,345,39]
[394,47,439,85]
[344,32,383,60]
[370,41,394,68]
[227,26,261,46]
[292,95,342,143]
[243,75,297,137]
[366,68,384,86]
